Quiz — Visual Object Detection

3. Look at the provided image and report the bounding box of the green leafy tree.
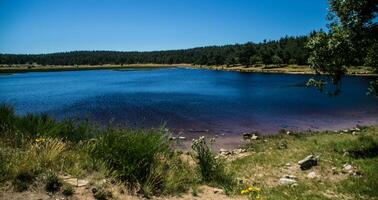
[271,55,283,65]
[307,0,378,95]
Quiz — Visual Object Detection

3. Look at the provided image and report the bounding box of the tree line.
[0,36,309,66]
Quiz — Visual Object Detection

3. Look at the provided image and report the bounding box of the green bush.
[62,184,74,196]
[12,171,35,192]
[191,136,235,192]
[333,135,378,158]
[45,172,62,193]
[91,128,170,191]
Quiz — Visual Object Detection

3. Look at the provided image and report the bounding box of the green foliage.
[0,36,309,66]
[12,171,35,192]
[271,55,283,65]
[191,137,235,192]
[93,187,113,200]
[62,184,74,196]
[45,172,62,193]
[144,152,196,196]
[91,128,170,191]
[333,135,378,158]
[306,0,378,95]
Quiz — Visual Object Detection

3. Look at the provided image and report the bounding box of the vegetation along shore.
[1,105,377,200]
[1,64,377,77]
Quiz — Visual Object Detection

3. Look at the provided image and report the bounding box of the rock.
[283,175,297,179]
[242,132,259,140]
[251,134,258,140]
[343,164,353,171]
[178,136,186,140]
[219,148,231,156]
[213,188,223,194]
[355,127,361,131]
[342,129,349,133]
[233,148,246,154]
[64,178,89,187]
[279,177,297,185]
[298,155,318,170]
[307,171,319,179]
[242,133,253,139]
[169,136,176,140]
[286,131,291,135]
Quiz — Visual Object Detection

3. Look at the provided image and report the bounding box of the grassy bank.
[1,64,377,76]
[0,105,377,199]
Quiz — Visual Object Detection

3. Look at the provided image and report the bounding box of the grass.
[0,104,198,197]
[231,127,378,199]
[0,104,377,199]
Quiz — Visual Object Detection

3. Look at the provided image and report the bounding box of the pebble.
[279,177,297,185]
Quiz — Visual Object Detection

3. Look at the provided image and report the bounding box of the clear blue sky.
[0,0,329,54]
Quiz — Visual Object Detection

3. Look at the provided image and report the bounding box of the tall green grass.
[0,104,195,196]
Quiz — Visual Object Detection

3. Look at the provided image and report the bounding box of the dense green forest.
[0,36,310,66]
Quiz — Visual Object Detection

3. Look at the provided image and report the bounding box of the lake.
[0,67,377,136]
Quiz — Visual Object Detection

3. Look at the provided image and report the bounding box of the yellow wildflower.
[35,137,46,143]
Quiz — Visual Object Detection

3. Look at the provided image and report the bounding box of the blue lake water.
[0,67,377,135]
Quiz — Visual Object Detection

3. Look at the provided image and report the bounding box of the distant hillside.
[0,36,309,66]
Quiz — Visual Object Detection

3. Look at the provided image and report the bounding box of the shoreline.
[1,63,377,76]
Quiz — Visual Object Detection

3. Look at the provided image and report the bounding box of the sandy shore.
[1,63,377,76]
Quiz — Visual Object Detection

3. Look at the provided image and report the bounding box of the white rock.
[64,178,89,187]
[213,188,223,194]
[343,164,353,171]
[178,136,186,140]
[279,177,297,185]
[219,148,231,156]
[307,171,318,179]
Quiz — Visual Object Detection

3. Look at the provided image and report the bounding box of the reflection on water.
[0,68,377,135]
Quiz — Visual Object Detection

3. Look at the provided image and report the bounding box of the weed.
[45,172,62,193]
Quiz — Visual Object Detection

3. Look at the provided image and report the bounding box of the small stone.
[342,129,349,133]
[279,177,297,185]
[284,175,297,179]
[298,155,318,170]
[251,134,258,140]
[64,178,89,187]
[219,148,231,156]
[343,164,353,172]
[286,131,291,135]
[213,188,223,194]
[355,127,361,131]
[242,133,252,139]
[233,148,246,154]
[307,171,318,179]
[178,136,186,140]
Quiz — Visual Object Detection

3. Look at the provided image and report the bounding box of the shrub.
[333,135,378,158]
[347,135,378,158]
[93,187,113,200]
[191,136,235,192]
[62,184,74,196]
[144,152,195,196]
[45,172,62,193]
[91,128,170,191]
[12,171,35,192]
